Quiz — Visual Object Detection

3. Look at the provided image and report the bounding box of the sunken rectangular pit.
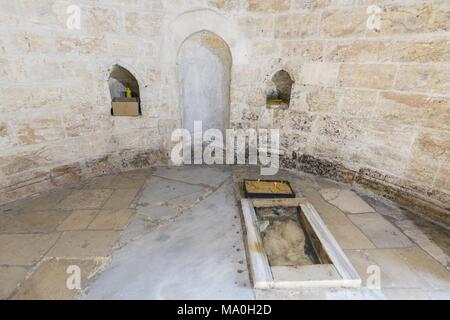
[241,198,361,289]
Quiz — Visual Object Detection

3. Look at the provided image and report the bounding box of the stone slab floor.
[0,166,449,300]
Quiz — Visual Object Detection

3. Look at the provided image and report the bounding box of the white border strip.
[241,199,273,289]
[241,199,361,289]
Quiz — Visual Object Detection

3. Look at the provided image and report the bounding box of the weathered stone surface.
[302,189,354,226]
[326,223,376,250]
[376,92,450,130]
[0,86,63,112]
[0,266,28,299]
[281,41,323,61]
[56,37,107,54]
[262,219,313,267]
[15,117,66,146]
[392,39,450,62]
[251,41,279,57]
[0,0,448,229]
[111,173,147,189]
[137,205,178,221]
[395,247,450,290]
[348,213,414,248]
[0,0,19,27]
[0,233,59,266]
[319,189,375,214]
[63,113,112,138]
[326,41,391,62]
[272,265,340,282]
[57,210,99,231]
[344,248,430,289]
[303,190,374,249]
[274,110,315,134]
[86,8,118,34]
[238,16,274,38]
[247,0,290,12]
[274,13,319,38]
[57,189,114,210]
[134,173,211,217]
[339,89,377,117]
[207,0,240,11]
[1,166,449,299]
[293,154,356,183]
[13,32,49,53]
[367,4,450,37]
[84,177,252,299]
[20,0,68,28]
[107,36,149,57]
[426,290,450,300]
[293,0,330,10]
[125,12,161,37]
[10,189,72,212]
[152,166,230,188]
[356,120,416,176]
[0,171,74,205]
[306,87,339,113]
[383,288,431,300]
[46,231,119,258]
[312,115,362,147]
[395,65,450,95]
[434,160,450,192]
[370,199,450,268]
[0,121,15,149]
[88,209,134,230]
[356,169,450,227]
[13,258,103,300]
[0,58,25,82]
[405,131,449,185]
[320,8,367,38]
[338,64,397,89]
[299,63,339,86]
[0,210,69,234]
[102,189,139,209]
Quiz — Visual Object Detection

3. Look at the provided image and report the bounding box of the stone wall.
[0,0,449,224]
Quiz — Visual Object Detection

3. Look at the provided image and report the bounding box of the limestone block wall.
[0,0,448,224]
[231,0,450,224]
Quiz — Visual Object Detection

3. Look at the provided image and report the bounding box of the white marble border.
[241,198,361,289]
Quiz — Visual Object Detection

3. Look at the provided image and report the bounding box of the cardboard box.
[111,98,140,116]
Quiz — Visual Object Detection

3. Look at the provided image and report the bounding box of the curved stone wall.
[0,0,448,224]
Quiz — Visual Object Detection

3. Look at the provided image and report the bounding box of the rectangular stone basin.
[241,198,361,289]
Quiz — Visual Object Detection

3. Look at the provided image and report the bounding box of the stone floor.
[0,165,449,300]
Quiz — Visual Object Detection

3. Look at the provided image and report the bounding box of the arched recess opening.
[177,30,232,134]
[108,65,141,116]
[266,70,294,109]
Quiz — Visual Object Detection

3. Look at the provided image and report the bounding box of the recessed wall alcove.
[266,70,294,110]
[108,65,141,116]
[177,30,232,134]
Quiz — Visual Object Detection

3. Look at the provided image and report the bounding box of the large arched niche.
[160,9,248,130]
[177,31,232,134]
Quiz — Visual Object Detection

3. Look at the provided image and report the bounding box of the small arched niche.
[266,70,294,110]
[108,65,141,116]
